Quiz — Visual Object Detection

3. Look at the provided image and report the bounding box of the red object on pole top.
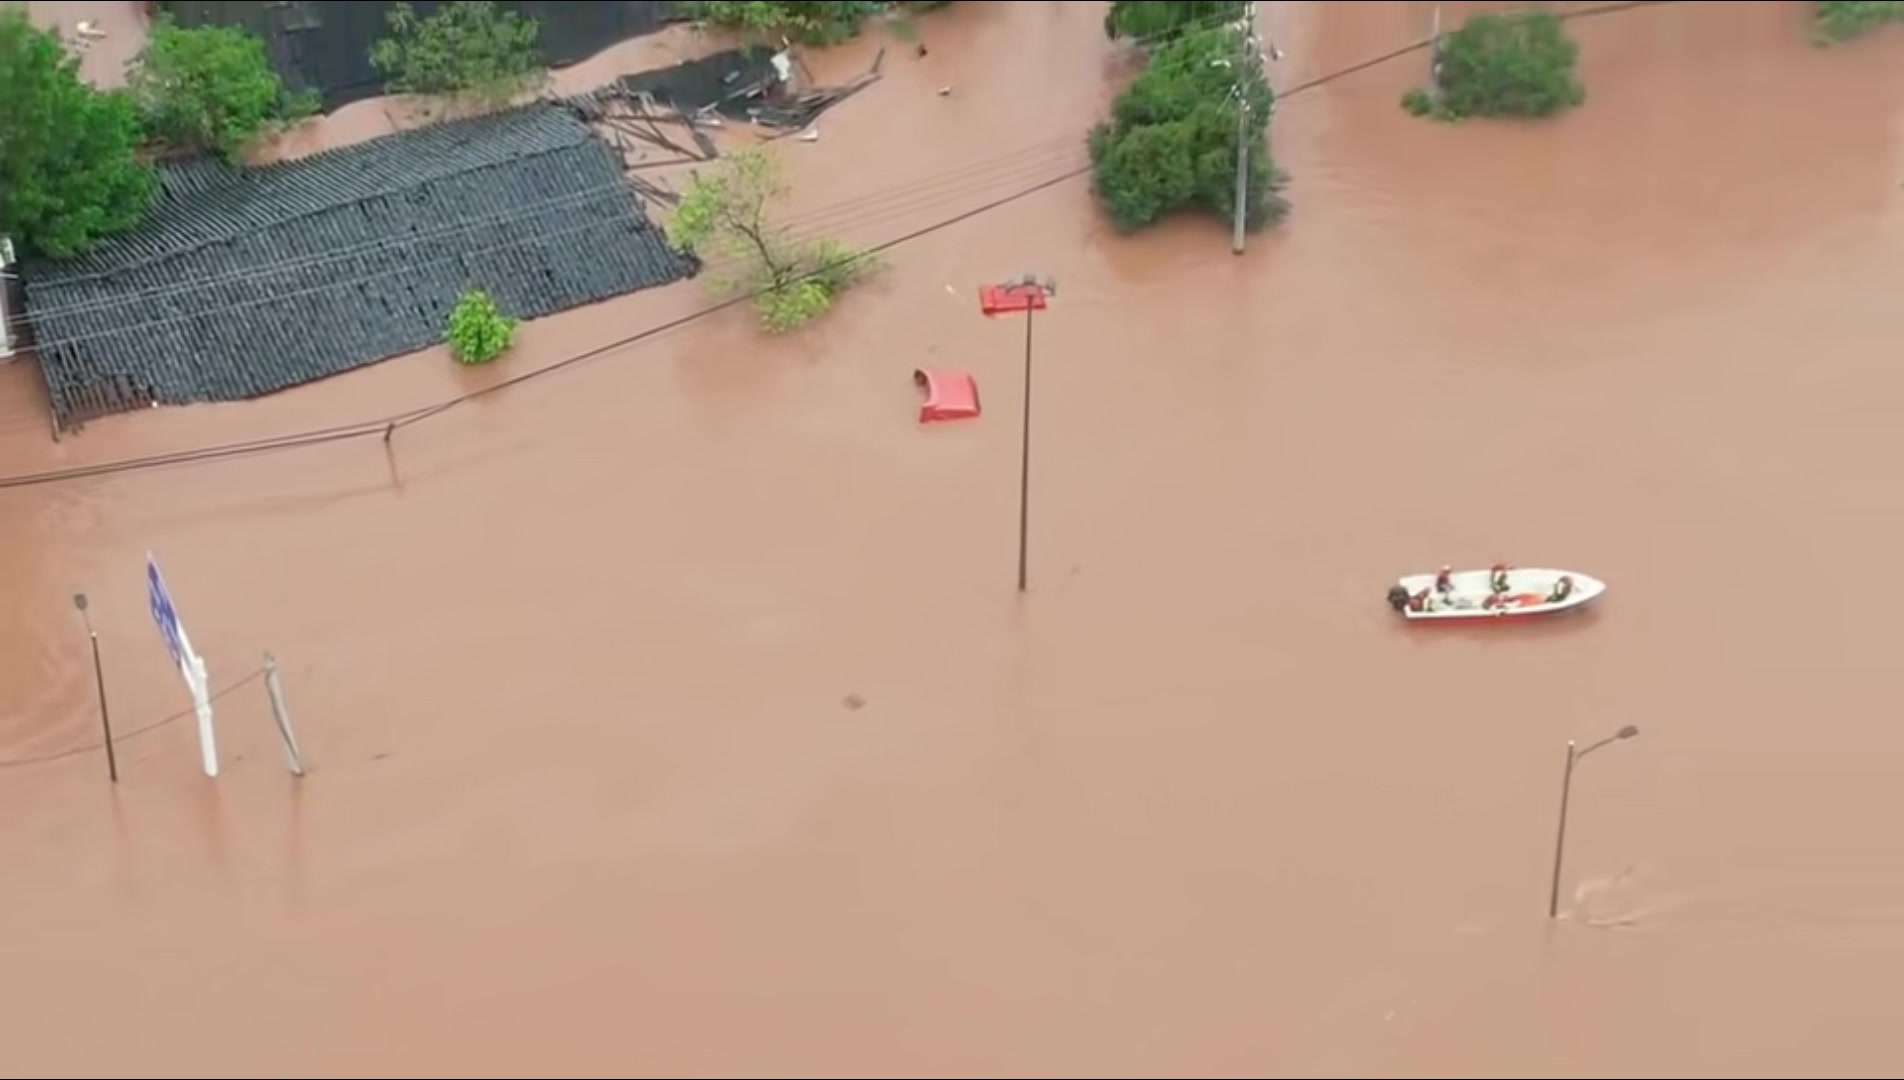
[978,282,1049,316]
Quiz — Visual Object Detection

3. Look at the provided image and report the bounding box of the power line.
[0,163,1090,489]
[0,668,264,770]
[17,151,1086,356]
[7,137,1087,336]
[0,0,1683,492]
[13,22,1312,350]
[4,6,1300,337]
[10,0,1664,335]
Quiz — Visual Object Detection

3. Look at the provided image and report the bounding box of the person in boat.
[1548,575,1574,604]
[1434,566,1454,595]
[1489,563,1511,594]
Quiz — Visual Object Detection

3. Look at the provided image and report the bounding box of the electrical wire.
[7,136,1088,336]
[1,0,1318,335]
[0,157,1090,490]
[16,151,1087,356]
[0,668,265,770]
[0,0,1685,491]
[6,0,1670,335]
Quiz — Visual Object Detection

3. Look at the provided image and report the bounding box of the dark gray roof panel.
[35,105,605,282]
[23,105,697,429]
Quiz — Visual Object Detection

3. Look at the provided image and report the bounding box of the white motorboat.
[1386,564,1606,622]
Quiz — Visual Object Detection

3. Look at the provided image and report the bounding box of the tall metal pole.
[1231,3,1256,254]
[1546,741,1576,918]
[1017,303,1035,593]
[1547,724,1640,918]
[74,593,117,783]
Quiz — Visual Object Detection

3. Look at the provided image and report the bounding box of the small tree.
[1405,11,1584,121]
[666,148,871,333]
[445,288,517,364]
[1088,27,1285,233]
[1815,1,1904,41]
[0,13,156,258]
[369,1,546,112]
[1104,1,1246,42]
[128,16,315,161]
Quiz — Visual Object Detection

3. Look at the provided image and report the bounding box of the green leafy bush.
[666,149,873,332]
[0,12,156,258]
[1104,1,1247,42]
[369,1,545,111]
[686,2,951,45]
[445,288,518,364]
[686,1,886,44]
[1408,11,1584,121]
[1087,26,1286,233]
[129,16,315,161]
[1815,1,1904,41]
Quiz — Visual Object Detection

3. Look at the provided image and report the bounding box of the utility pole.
[72,593,118,783]
[1231,1,1258,255]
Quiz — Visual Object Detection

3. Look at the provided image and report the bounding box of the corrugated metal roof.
[23,105,697,430]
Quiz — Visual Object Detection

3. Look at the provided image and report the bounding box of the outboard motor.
[1386,584,1412,612]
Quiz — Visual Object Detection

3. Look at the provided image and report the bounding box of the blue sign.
[146,555,186,670]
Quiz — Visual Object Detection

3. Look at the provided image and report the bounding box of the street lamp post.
[1547,723,1639,918]
[981,274,1056,593]
[72,593,118,783]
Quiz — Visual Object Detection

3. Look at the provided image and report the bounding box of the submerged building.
[23,104,697,430]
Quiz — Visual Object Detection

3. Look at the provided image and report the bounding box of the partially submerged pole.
[263,653,306,777]
[74,593,118,783]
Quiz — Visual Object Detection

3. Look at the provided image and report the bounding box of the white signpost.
[146,553,217,777]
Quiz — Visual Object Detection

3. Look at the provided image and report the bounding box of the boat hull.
[1389,567,1605,622]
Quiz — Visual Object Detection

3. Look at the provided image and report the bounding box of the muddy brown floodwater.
[2,2,1903,1076]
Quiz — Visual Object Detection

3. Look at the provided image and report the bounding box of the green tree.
[685,1,891,45]
[1406,11,1584,121]
[445,288,518,364]
[128,16,315,162]
[1815,1,1904,41]
[0,13,156,259]
[369,1,546,111]
[1088,26,1285,234]
[1104,1,1246,41]
[665,148,871,333]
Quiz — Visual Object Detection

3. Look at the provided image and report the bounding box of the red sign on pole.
[978,283,1048,316]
